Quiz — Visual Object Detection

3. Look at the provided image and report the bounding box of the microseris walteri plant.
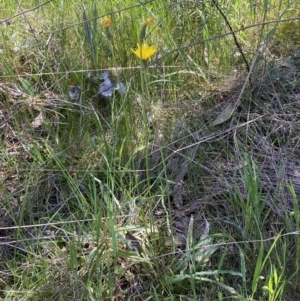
[140,17,155,43]
[103,16,112,40]
[131,43,157,62]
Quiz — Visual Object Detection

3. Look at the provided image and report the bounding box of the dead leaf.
[31,112,43,128]
[212,101,235,126]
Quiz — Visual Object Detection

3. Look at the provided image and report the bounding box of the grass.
[1,0,300,300]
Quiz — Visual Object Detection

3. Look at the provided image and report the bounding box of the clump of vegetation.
[1,0,300,300]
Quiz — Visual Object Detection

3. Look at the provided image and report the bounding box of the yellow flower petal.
[103,17,111,27]
[131,43,157,61]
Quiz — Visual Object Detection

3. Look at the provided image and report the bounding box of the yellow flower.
[131,43,157,61]
[103,17,111,27]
